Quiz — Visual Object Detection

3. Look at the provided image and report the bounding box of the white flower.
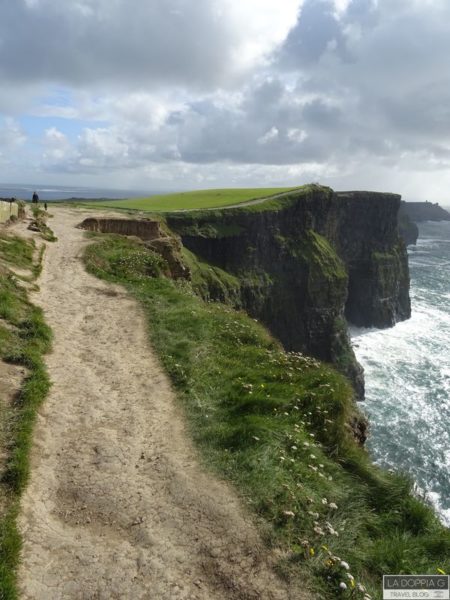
[339,582,347,590]
[291,445,297,450]
[321,498,328,505]
[346,573,354,580]
[329,502,338,510]
[340,561,350,570]
[283,510,295,517]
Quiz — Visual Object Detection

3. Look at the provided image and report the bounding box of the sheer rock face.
[167,187,411,400]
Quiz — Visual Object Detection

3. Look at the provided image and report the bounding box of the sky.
[1,0,450,200]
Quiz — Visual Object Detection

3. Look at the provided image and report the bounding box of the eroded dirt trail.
[18,208,300,600]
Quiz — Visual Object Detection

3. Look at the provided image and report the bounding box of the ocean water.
[352,221,450,526]
[0,183,157,202]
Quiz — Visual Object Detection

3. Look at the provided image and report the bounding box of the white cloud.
[0,118,27,148]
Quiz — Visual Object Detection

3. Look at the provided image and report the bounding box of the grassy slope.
[84,234,450,600]
[0,233,52,599]
[81,187,296,212]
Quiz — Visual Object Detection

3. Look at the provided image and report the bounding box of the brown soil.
[17,208,309,600]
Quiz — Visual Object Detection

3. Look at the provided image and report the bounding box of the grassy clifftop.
[81,187,299,212]
[85,234,450,600]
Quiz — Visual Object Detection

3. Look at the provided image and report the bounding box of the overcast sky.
[1,0,450,200]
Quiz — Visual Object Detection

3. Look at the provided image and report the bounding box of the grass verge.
[84,234,450,600]
[0,233,52,599]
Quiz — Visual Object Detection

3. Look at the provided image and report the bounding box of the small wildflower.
[300,539,309,547]
[252,436,260,441]
[356,584,366,593]
[310,454,316,459]
[309,547,315,557]
[321,498,328,505]
[339,582,347,590]
[291,445,298,450]
[340,561,350,571]
[329,502,338,510]
[283,510,295,518]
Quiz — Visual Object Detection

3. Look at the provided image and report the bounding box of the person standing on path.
[32,191,39,204]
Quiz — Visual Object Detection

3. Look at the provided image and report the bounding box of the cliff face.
[167,186,411,399]
[398,210,419,245]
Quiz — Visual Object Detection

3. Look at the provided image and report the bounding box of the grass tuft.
[0,234,52,599]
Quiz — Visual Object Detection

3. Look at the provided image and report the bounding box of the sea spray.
[352,221,450,526]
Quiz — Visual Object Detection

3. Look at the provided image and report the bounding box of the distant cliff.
[400,201,450,222]
[398,201,450,245]
[166,186,411,399]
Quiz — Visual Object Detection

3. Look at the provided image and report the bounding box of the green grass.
[84,234,450,600]
[81,187,297,212]
[0,235,52,599]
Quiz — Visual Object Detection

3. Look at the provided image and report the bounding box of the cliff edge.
[166,185,411,401]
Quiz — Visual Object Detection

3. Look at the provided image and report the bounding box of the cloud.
[0,118,27,148]
[0,0,301,91]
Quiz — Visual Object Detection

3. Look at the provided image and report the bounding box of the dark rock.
[167,186,411,400]
[398,209,419,245]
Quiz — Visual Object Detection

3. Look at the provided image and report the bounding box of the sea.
[352,220,450,526]
[0,183,157,202]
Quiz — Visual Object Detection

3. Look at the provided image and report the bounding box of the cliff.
[398,210,419,245]
[166,186,411,399]
[400,200,450,222]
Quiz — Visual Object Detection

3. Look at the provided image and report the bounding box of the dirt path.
[18,208,304,600]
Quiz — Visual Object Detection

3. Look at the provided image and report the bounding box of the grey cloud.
[0,0,255,90]
[278,0,349,68]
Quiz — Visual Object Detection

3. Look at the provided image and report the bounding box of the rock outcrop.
[78,217,190,280]
[78,217,160,240]
[167,186,411,399]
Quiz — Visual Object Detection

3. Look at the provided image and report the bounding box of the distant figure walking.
[44,202,48,211]
[32,191,39,204]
